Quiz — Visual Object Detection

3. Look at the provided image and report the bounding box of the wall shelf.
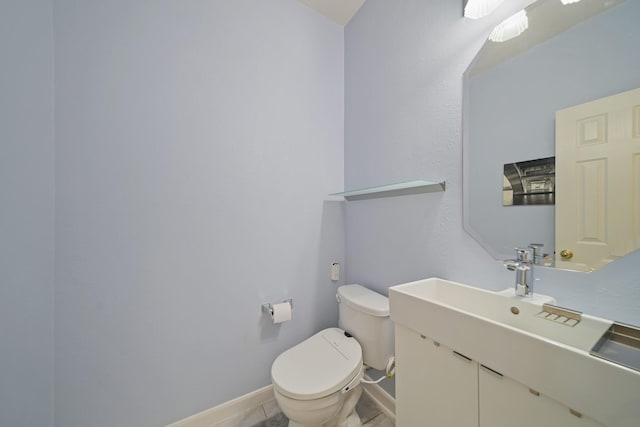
[330,179,446,201]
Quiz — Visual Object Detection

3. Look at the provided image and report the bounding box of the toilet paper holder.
[262,299,293,315]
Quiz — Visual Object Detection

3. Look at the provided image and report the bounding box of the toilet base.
[343,411,362,427]
[285,385,362,427]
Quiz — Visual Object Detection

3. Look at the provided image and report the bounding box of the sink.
[390,277,611,351]
[389,277,640,426]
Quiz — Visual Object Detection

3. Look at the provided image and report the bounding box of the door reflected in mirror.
[463,0,640,271]
[555,88,640,271]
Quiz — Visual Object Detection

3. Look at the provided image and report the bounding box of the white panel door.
[556,87,640,271]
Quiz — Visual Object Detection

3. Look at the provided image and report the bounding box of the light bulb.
[464,0,506,19]
[489,10,529,43]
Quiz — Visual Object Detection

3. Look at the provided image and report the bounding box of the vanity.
[389,278,640,427]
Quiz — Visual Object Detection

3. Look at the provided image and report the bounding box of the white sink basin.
[390,278,610,352]
[389,277,640,426]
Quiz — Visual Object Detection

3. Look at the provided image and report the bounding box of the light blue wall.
[468,1,640,258]
[53,1,344,425]
[345,0,640,395]
[0,1,55,426]
[6,0,640,423]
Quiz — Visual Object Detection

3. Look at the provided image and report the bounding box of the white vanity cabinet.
[395,324,604,427]
[479,364,604,427]
[395,324,478,426]
[390,278,640,426]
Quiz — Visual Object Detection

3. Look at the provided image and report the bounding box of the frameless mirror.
[463,0,640,271]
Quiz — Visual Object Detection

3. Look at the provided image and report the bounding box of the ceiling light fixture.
[464,0,505,19]
[488,10,529,43]
[561,0,582,4]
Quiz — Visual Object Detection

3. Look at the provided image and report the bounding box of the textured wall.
[344,0,640,392]
[53,1,344,425]
[0,1,54,426]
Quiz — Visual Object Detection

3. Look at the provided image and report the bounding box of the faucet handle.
[515,247,533,263]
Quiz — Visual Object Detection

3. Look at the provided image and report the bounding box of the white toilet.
[271,285,394,427]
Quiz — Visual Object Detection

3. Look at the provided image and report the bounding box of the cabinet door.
[395,325,478,427]
[479,365,603,427]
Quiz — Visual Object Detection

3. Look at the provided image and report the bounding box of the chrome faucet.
[504,247,534,296]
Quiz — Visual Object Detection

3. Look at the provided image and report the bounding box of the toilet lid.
[271,328,363,401]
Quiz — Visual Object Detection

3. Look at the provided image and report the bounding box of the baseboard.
[166,385,274,427]
[166,378,395,427]
[362,375,396,423]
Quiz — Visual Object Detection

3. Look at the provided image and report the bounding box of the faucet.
[504,247,534,296]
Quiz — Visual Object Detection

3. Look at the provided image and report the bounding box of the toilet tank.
[337,284,394,371]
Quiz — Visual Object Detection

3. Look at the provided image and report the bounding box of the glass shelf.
[330,180,446,201]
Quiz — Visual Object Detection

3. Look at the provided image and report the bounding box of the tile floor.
[214,391,394,427]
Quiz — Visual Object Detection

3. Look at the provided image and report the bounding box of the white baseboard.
[362,376,396,423]
[166,385,274,427]
[166,379,396,427]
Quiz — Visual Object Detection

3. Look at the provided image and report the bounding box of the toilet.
[271,285,394,427]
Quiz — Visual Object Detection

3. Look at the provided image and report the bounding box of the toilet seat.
[271,328,363,401]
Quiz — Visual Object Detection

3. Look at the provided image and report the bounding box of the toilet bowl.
[273,380,362,427]
[271,328,364,427]
[271,285,394,427]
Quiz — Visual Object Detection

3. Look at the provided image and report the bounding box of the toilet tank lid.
[337,284,389,317]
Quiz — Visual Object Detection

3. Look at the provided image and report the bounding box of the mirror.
[463,0,640,271]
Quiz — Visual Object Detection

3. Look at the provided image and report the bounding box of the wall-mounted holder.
[262,299,293,315]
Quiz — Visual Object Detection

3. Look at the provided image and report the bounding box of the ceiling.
[295,0,366,26]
